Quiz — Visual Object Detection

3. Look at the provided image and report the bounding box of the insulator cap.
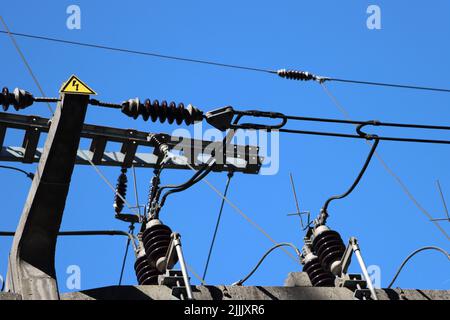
[1,87,34,111]
[121,97,203,125]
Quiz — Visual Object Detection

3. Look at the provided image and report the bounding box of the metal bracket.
[0,112,262,173]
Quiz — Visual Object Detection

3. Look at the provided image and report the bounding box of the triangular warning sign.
[60,75,96,95]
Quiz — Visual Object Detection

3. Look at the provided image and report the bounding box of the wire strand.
[232,243,301,286]
[387,246,450,288]
[0,18,54,115]
[0,30,274,74]
[79,150,140,216]
[328,77,450,93]
[320,82,450,240]
[183,162,300,264]
[322,138,379,214]
[0,165,34,180]
[118,224,134,285]
[2,30,450,93]
[202,172,233,281]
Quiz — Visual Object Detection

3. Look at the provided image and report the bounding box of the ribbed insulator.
[1,87,34,111]
[134,252,161,285]
[113,168,128,214]
[121,97,203,125]
[303,255,336,287]
[312,228,346,273]
[277,69,316,81]
[142,219,177,272]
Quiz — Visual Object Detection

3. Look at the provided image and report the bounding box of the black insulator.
[134,250,161,285]
[303,255,336,287]
[113,167,128,214]
[277,69,317,81]
[121,97,203,125]
[312,227,346,274]
[142,219,177,272]
[1,87,34,111]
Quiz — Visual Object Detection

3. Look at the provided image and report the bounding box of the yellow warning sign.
[60,75,96,95]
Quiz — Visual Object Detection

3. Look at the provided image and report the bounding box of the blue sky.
[1,1,449,293]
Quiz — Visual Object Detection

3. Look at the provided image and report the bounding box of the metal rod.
[350,238,378,300]
[173,234,194,300]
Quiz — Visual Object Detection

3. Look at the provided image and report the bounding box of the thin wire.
[387,246,450,288]
[436,180,450,221]
[186,263,206,285]
[179,160,299,264]
[0,165,34,180]
[202,172,233,281]
[131,165,141,216]
[289,173,304,229]
[79,149,140,216]
[0,30,274,74]
[118,225,134,285]
[322,139,379,214]
[320,82,450,240]
[0,18,54,115]
[328,77,450,93]
[232,243,301,286]
[2,30,450,94]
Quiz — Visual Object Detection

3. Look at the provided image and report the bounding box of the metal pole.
[350,237,378,300]
[172,233,194,300]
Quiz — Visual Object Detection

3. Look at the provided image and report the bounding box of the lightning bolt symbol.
[72,80,79,91]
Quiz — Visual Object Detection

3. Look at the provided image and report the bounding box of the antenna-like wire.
[433,180,450,222]
[0,17,54,115]
[288,173,304,229]
[202,171,234,282]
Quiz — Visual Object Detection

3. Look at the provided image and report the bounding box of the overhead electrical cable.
[387,246,450,288]
[319,82,450,240]
[232,243,302,286]
[0,165,34,180]
[1,30,450,93]
[202,172,234,281]
[0,18,54,114]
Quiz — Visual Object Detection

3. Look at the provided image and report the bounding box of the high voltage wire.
[1,30,450,94]
[0,30,274,74]
[0,19,54,115]
[319,82,450,240]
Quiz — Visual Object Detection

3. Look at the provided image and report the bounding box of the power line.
[0,30,274,74]
[328,77,450,93]
[319,82,450,240]
[182,161,300,264]
[0,18,54,115]
[202,172,233,282]
[118,224,135,286]
[0,165,34,180]
[231,243,301,286]
[1,30,450,94]
[387,246,450,288]
[322,138,379,216]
